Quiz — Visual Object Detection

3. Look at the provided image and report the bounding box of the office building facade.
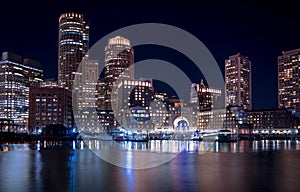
[248,108,300,131]
[112,79,153,130]
[278,48,300,115]
[29,82,73,133]
[225,53,252,110]
[190,79,222,111]
[0,52,43,131]
[104,36,134,110]
[58,12,89,90]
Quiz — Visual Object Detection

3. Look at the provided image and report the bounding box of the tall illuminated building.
[79,58,99,109]
[58,12,89,90]
[75,58,99,133]
[278,48,300,114]
[104,36,134,110]
[190,80,223,131]
[0,52,43,131]
[190,79,222,111]
[225,53,252,110]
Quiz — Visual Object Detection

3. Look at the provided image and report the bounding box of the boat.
[191,130,203,141]
[127,133,148,142]
[149,132,173,140]
[148,127,174,140]
[215,129,238,142]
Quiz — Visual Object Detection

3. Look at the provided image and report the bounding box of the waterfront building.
[164,97,197,133]
[196,105,250,133]
[278,48,300,115]
[149,92,170,128]
[224,105,250,134]
[58,12,89,90]
[248,108,300,132]
[225,53,252,110]
[29,80,73,133]
[196,109,226,131]
[112,79,153,131]
[0,52,43,132]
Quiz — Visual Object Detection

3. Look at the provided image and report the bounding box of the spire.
[199,79,206,88]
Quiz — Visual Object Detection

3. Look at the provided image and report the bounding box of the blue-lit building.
[0,52,43,131]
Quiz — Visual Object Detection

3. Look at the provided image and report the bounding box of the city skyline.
[1,1,300,109]
[1,2,300,191]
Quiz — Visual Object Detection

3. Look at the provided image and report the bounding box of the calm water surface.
[0,140,300,192]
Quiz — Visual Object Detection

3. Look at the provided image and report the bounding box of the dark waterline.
[1,140,300,192]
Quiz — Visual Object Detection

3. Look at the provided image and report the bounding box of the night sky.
[1,0,299,109]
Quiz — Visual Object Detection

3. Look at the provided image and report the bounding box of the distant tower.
[58,12,89,90]
[104,36,134,110]
[190,83,199,104]
[278,48,300,114]
[225,53,252,110]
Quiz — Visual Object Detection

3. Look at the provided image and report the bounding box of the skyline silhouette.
[0,1,299,109]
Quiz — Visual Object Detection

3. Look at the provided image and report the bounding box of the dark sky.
[0,0,300,109]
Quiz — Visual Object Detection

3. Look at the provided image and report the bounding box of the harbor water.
[0,140,300,192]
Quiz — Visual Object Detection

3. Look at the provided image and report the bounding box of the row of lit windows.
[0,61,43,73]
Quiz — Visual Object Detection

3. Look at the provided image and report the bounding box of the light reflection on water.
[1,140,300,192]
[2,139,300,153]
[86,139,300,153]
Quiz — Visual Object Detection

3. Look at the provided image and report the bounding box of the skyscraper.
[225,53,252,110]
[278,48,300,115]
[79,58,99,109]
[0,52,43,131]
[74,58,99,133]
[58,12,89,90]
[190,79,222,111]
[104,36,134,110]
